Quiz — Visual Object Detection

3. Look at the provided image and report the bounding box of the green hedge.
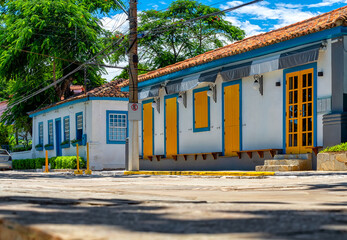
[12,156,85,170]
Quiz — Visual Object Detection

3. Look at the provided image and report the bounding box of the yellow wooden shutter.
[224,84,240,156]
[143,102,153,158]
[194,91,208,129]
[166,97,178,156]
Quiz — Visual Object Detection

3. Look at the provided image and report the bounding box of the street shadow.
[306,182,347,191]
[0,196,346,239]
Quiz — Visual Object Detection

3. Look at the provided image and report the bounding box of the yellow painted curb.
[124,171,275,177]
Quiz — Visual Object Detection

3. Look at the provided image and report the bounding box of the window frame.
[106,110,128,144]
[193,87,211,132]
[48,120,54,145]
[75,112,83,140]
[63,116,70,142]
[38,122,43,145]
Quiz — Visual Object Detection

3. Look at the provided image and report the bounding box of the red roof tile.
[29,79,128,115]
[123,5,347,86]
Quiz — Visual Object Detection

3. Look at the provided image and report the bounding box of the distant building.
[26,80,129,170]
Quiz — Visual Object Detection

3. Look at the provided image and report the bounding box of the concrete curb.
[124,171,275,177]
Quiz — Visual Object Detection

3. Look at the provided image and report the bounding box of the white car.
[0,149,12,170]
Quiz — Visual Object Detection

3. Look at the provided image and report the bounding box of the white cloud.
[222,1,317,32]
[159,1,166,5]
[226,16,264,37]
[308,0,347,8]
[100,13,129,33]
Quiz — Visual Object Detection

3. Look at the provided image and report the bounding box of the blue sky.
[139,0,347,36]
[101,0,347,80]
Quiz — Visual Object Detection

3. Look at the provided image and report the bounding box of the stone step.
[256,165,300,172]
[273,154,312,160]
[264,159,311,170]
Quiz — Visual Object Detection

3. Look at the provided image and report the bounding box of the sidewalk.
[124,170,347,177]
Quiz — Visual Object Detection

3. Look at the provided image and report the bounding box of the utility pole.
[128,0,139,171]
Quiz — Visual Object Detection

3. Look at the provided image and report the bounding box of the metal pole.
[128,0,139,171]
[44,150,49,173]
[85,142,92,175]
[125,138,129,170]
[74,143,83,175]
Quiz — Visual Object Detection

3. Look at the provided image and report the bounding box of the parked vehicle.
[0,149,12,170]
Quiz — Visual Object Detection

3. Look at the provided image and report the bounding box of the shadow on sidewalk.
[0,195,346,239]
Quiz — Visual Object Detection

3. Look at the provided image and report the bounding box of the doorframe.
[282,62,317,153]
[55,117,62,156]
[164,93,179,158]
[141,98,155,158]
[222,80,242,156]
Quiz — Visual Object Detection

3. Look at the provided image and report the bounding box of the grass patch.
[320,142,347,153]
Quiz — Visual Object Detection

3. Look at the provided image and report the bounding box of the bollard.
[44,150,49,173]
[74,143,83,175]
[125,138,129,171]
[85,142,92,175]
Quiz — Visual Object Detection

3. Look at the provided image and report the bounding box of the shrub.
[12,145,32,152]
[12,156,85,170]
[321,142,347,153]
[54,156,85,169]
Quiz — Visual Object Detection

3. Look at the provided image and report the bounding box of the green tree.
[0,0,124,133]
[112,0,245,71]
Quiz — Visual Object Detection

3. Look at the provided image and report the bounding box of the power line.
[8,0,261,107]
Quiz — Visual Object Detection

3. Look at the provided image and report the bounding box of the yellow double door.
[286,68,314,154]
[143,96,179,158]
[224,83,241,156]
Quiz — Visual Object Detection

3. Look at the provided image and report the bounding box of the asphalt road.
[0,171,347,240]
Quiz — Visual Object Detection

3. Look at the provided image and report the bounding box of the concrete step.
[273,154,311,160]
[256,165,300,172]
[264,159,312,170]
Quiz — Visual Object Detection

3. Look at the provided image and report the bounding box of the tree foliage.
[112,0,245,71]
[0,0,123,135]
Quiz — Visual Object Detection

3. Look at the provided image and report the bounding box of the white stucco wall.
[11,150,33,160]
[140,41,332,158]
[31,98,128,170]
[89,100,128,170]
[316,39,332,147]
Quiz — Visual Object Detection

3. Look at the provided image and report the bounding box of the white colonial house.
[25,80,129,170]
[122,6,347,171]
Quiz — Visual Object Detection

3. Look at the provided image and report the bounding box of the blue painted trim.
[44,145,54,150]
[122,26,347,92]
[75,112,83,141]
[35,146,43,151]
[29,97,128,118]
[63,116,70,142]
[61,143,70,149]
[221,80,242,156]
[282,62,317,153]
[55,117,62,156]
[88,97,128,101]
[141,99,155,157]
[106,110,128,144]
[193,87,211,132]
[38,122,43,145]
[29,98,88,118]
[164,93,179,157]
[47,119,54,146]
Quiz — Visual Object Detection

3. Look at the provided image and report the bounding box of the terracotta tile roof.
[70,85,84,91]
[0,101,7,117]
[29,79,128,116]
[122,5,347,86]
